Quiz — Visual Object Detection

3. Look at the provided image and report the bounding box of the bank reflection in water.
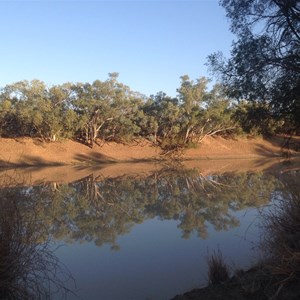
[28,169,278,245]
[0,185,75,300]
[0,166,298,299]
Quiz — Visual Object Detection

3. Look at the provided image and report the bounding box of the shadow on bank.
[171,171,300,300]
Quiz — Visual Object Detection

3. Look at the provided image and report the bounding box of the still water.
[0,159,299,300]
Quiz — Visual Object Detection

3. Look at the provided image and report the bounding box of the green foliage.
[0,80,77,140]
[208,0,300,132]
[0,71,287,148]
[177,75,208,114]
[233,101,282,136]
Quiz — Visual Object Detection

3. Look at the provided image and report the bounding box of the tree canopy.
[208,0,300,132]
[0,74,241,149]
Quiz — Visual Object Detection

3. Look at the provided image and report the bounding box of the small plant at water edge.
[207,249,230,285]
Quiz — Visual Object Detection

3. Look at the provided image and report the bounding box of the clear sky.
[0,0,234,97]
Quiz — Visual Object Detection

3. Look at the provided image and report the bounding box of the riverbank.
[171,266,300,300]
[0,135,298,167]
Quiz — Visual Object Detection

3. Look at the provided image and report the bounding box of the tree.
[197,84,236,140]
[0,98,13,137]
[233,100,281,135]
[143,80,237,153]
[208,0,300,132]
[143,92,182,148]
[70,81,112,146]
[0,80,49,137]
[177,76,208,144]
[47,83,76,141]
[70,74,144,147]
[0,81,76,141]
[177,75,208,114]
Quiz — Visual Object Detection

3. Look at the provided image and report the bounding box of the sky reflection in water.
[0,163,298,300]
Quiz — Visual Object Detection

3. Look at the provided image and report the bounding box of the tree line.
[1,1,299,149]
[0,73,289,150]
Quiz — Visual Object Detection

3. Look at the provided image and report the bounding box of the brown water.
[0,159,299,300]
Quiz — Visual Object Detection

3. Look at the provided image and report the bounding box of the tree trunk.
[185,127,191,144]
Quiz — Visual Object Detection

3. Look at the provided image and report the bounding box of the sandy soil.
[1,157,300,187]
[0,135,299,186]
[0,135,297,168]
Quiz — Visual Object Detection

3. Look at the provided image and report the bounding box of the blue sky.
[0,0,234,97]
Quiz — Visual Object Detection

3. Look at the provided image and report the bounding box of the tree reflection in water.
[1,167,298,300]
[0,185,75,300]
[6,168,281,250]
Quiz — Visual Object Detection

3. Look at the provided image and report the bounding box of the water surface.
[0,159,299,299]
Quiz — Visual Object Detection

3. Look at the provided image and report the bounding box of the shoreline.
[0,135,298,168]
[1,157,299,188]
[0,155,285,168]
[171,266,300,300]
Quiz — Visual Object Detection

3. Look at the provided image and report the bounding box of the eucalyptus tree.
[143,92,181,147]
[197,84,236,140]
[0,80,51,138]
[0,92,14,137]
[0,80,76,141]
[70,79,111,146]
[106,96,144,142]
[143,79,237,150]
[177,75,208,114]
[46,83,77,141]
[208,0,300,131]
[177,78,236,145]
[70,73,144,146]
[176,76,207,143]
[233,100,281,135]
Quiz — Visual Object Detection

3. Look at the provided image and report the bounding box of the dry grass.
[0,187,75,299]
[261,173,300,285]
[206,249,230,285]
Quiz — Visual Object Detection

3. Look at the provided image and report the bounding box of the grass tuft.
[206,249,230,285]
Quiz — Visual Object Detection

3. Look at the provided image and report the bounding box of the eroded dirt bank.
[0,135,297,167]
[1,157,300,187]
